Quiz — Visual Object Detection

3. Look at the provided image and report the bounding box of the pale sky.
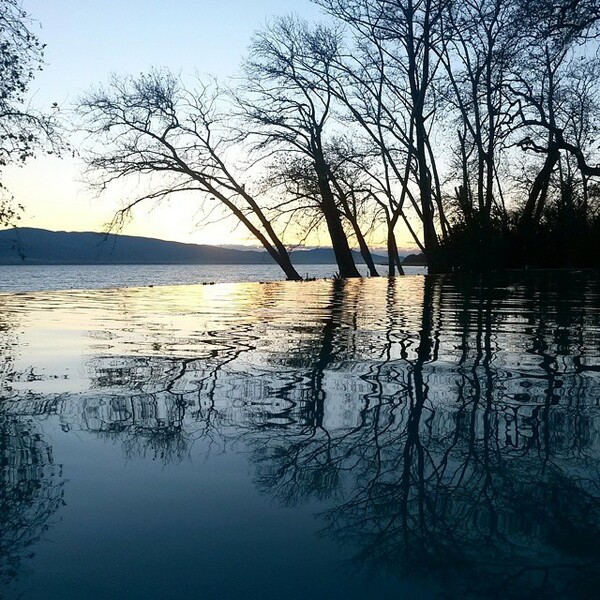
[4,1,417,250]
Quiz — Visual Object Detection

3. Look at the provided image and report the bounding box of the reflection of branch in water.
[0,303,65,587]
[5,273,600,596]
[0,296,24,398]
[0,415,64,585]
[242,274,600,598]
[79,319,265,463]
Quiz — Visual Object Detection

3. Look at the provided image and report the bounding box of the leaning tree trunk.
[346,213,379,277]
[520,146,560,229]
[314,158,361,278]
[387,222,405,276]
[210,188,303,281]
[415,129,441,272]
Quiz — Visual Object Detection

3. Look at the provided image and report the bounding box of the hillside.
[0,228,391,266]
[402,253,427,266]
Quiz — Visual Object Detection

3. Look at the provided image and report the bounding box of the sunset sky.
[4,0,418,251]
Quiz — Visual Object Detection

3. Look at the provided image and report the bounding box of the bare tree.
[511,0,600,229]
[266,145,383,276]
[0,0,62,226]
[439,0,520,228]
[78,71,302,280]
[316,0,452,271]
[305,23,419,274]
[236,17,362,278]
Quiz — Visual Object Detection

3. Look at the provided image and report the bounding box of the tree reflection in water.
[2,273,600,597]
[0,417,64,584]
[0,301,64,586]
[249,274,600,598]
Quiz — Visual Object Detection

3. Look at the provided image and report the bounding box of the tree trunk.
[314,158,361,278]
[332,183,378,276]
[352,220,379,277]
[520,146,560,228]
[415,128,440,271]
[206,183,303,281]
[387,222,405,276]
[276,251,303,281]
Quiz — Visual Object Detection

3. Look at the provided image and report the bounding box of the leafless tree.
[78,71,302,280]
[236,17,363,278]
[317,0,451,271]
[510,0,600,229]
[266,138,385,276]
[438,0,520,228]
[0,0,62,226]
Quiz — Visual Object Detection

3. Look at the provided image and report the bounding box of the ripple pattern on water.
[1,271,600,599]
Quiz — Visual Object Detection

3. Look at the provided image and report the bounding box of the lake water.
[0,263,426,293]
[1,271,599,598]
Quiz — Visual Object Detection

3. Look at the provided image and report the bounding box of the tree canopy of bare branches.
[79,0,600,273]
[0,0,62,226]
[78,71,302,280]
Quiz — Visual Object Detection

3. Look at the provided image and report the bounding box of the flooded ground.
[1,272,600,598]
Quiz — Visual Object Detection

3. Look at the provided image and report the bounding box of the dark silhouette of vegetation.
[0,0,61,227]
[78,0,600,274]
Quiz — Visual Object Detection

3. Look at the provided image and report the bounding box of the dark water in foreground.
[1,272,600,599]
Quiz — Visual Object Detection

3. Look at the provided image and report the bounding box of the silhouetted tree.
[78,72,302,280]
[439,0,518,228]
[0,0,61,226]
[317,0,451,271]
[266,142,383,276]
[237,17,362,277]
[512,0,600,231]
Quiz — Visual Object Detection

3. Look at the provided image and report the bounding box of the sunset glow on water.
[1,273,600,598]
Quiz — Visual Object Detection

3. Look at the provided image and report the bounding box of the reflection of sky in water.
[1,272,600,599]
[0,263,427,293]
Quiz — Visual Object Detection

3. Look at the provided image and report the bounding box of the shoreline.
[0,264,426,295]
[0,271,427,296]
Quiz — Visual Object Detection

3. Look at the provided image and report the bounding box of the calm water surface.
[0,263,426,292]
[1,272,600,598]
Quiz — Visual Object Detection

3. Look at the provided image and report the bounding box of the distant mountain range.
[0,228,419,266]
[402,253,427,266]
